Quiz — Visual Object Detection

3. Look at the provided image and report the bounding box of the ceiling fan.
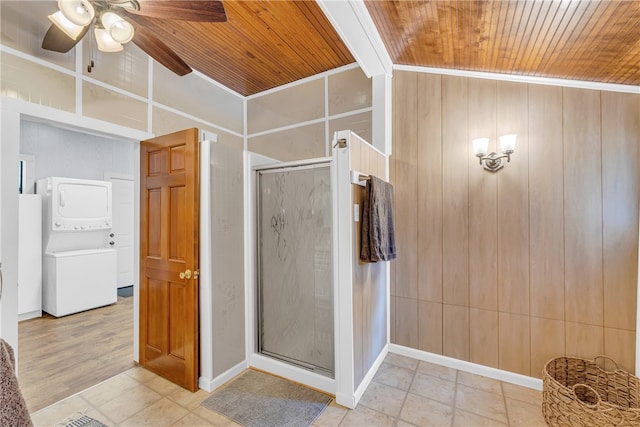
[41,0,227,76]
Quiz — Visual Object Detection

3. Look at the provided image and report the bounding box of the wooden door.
[140,128,199,391]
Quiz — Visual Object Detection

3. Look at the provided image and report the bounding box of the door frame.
[0,109,21,353]
[104,172,136,288]
[0,99,149,366]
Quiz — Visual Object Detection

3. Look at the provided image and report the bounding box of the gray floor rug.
[201,369,332,427]
[64,415,108,427]
[116,286,133,298]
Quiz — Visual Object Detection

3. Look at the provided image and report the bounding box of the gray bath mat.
[63,415,108,427]
[117,286,133,298]
[201,369,331,427]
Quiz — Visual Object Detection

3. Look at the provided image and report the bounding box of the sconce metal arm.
[476,150,513,172]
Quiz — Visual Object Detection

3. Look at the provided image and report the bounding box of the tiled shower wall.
[0,1,244,149]
[247,66,373,161]
[390,71,640,378]
[210,142,245,377]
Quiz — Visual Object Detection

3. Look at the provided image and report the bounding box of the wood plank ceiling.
[365,0,640,86]
[135,1,354,95]
[16,1,640,96]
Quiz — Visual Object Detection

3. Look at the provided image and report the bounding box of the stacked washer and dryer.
[37,177,117,317]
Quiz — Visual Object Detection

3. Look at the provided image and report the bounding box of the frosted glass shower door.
[257,163,334,376]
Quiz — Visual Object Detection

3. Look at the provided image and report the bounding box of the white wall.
[0,110,20,352]
[20,121,137,185]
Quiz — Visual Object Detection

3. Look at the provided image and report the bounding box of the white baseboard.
[198,360,248,392]
[335,392,356,409]
[18,310,41,321]
[353,344,389,406]
[389,344,543,391]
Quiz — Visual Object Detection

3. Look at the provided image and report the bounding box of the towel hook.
[333,138,347,149]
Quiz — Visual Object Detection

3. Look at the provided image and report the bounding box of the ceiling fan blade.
[124,1,226,22]
[41,24,88,53]
[131,26,192,76]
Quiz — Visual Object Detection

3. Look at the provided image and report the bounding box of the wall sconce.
[472,134,517,172]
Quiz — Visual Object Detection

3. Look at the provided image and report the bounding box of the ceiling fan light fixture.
[95,28,123,52]
[101,12,134,44]
[108,0,140,12]
[48,11,85,40]
[58,0,95,26]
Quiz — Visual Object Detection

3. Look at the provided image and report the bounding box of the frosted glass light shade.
[499,134,517,153]
[472,138,489,156]
[101,12,134,44]
[95,28,123,52]
[48,11,85,40]
[58,0,95,26]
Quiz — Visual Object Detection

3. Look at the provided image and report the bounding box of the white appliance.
[18,194,42,321]
[37,177,117,317]
[43,249,116,317]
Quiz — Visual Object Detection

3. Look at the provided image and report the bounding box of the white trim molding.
[193,70,245,99]
[372,74,392,156]
[152,102,243,138]
[316,0,392,78]
[333,130,356,408]
[245,63,361,100]
[199,360,247,393]
[637,212,640,375]
[389,344,543,391]
[394,64,640,94]
[0,45,76,77]
[199,138,213,390]
[354,344,389,404]
[2,96,151,142]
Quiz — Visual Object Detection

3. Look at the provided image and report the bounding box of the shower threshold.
[260,350,334,379]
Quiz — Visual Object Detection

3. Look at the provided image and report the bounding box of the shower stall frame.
[243,130,389,409]
[246,156,339,395]
[255,161,335,378]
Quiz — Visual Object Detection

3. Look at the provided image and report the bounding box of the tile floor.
[30,353,547,427]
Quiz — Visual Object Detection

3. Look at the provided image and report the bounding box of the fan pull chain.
[88,23,95,73]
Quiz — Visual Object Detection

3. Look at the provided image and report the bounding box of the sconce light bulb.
[472,138,489,157]
[499,134,517,154]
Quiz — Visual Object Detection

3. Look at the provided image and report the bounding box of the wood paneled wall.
[350,136,387,388]
[390,71,640,378]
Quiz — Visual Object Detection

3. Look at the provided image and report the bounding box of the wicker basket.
[542,356,640,426]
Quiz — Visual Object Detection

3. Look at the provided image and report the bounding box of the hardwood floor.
[18,295,135,413]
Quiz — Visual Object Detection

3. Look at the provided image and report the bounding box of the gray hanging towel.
[0,338,33,427]
[360,175,396,263]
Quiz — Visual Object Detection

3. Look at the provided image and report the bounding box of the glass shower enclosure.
[256,162,334,377]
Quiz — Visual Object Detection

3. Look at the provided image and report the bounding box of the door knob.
[109,241,115,246]
[180,269,192,280]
